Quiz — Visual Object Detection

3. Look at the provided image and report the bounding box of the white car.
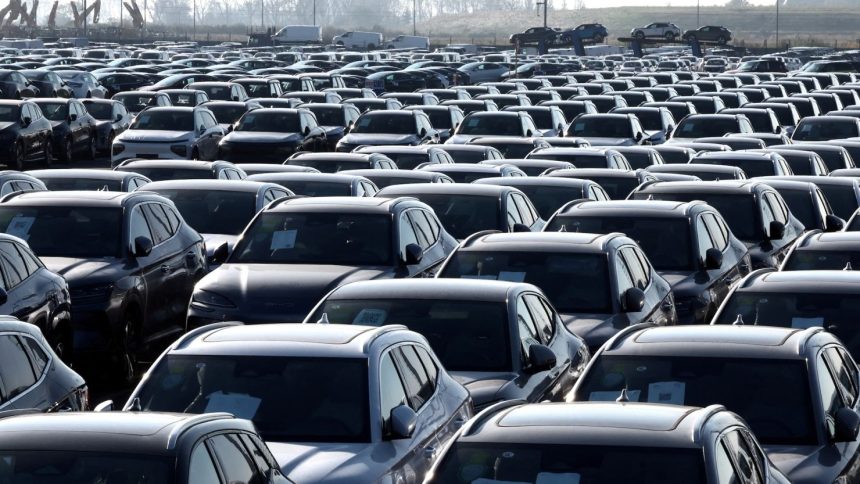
[111,106,224,166]
[55,70,107,99]
[630,22,682,41]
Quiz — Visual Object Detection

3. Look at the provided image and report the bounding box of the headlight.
[112,143,125,155]
[192,290,235,308]
[70,283,114,303]
[171,144,188,157]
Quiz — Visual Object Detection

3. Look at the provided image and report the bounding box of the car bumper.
[219,143,297,163]
[111,141,191,166]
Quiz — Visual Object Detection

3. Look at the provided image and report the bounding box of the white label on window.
[498,271,526,282]
[792,317,824,329]
[204,391,261,420]
[270,229,297,250]
[589,390,641,402]
[352,308,387,326]
[6,216,34,241]
[647,381,685,405]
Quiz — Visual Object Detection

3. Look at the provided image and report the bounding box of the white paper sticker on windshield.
[536,473,581,484]
[461,275,497,280]
[498,271,526,282]
[647,381,685,405]
[588,390,641,402]
[353,308,387,326]
[270,229,297,250]
[792,317,824,329]
[6,216,34,241]
[204,391,261,420]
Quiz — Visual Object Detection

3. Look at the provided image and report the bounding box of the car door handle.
[160,264,171,273]
[423,446,437,459]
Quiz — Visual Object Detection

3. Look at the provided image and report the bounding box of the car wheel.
[102,130,115,154]
[86,135,97,160]
[665,32,676,42]
[59,137,73,164]
[635,30,645,40]
[688,34,697,42]
[42,139,52,167]
[717,36,727,45]
[114,311,141,383]
[48,323,72,362]
[10,141,24,170]
[191,147,200,160]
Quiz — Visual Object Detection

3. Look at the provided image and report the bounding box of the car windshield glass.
[539,153,607,168]
[137,355,370,442]
[819,185,858,219]
[205,104,247,124]
[442,149,487,163]
[549,216,692,271]
[698,158,773,178]
[375,154,426,170]
[231,212,391,265]
[352,114,415,134]
[169,93,197,106]
[271,180,350,196]
[0,452,172,484]
[154,189,256,235]
[316,299,510,371]
[514,186,581,218]
[628,110,662,130]
[795,120,859,141]
[116,94,158,113]
[306,107,344,126]
[522,110,551,128]
[775,189,814,228]
[577,355,815,445]
[480,142,534,159]
[677,118,740,137]
[0,206,122,258]
[36,102,68,121]
[130,110,192,131]
[423,110,452,129]
[458,115,521,136]
[236,111,300,133]
[241,83,270,96]
[583,176,639,199]
[286,158,369,173]
[0,105,17,122]
[441,251,612,313]
[412,194,499,239]
[41,177,122,191]
[570,118,633,138]
[639,192,758,240]
[431,443,706,484]
[83,102,113,120]
[122,167,209,182]
[200,85,231,100]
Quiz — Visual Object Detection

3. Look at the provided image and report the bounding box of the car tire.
[191,147,200,160]
[102,130,115,154]
[687,34,697,42]
[42,139,52,167]
[717,36,727,45]
[114,310,141,384]
[11,141,24,170]
[49,323,73,363]
[59,137,73,164]
[635,30,645,40]
[85,135,97,160]
[367,43,376,50]
[665,32,676,42]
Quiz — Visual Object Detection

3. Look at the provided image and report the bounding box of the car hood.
[577,136,636,146]
[561,313,615,349]
[321,126,346,136]
[450,371,518,408]
[41,256,123,286]
[446,134,484,144]
[222,131,302,143]
[269,442,383,483]
[763,444,835,484]
[339,133,418,145]
[117,130,193,143]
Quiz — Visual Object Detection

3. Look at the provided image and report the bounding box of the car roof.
[26,169,143,181]
[248,173,363,184]
[556,200,693,218]
[461,231,623,254]
[474,177,593,188]
[558,168,638,179]
[377,182,512,197]
[325,278,533,302]
[266,195,403,213]
[140,179,273,193]
[636,180,759,194]
[116,159,224,170]
[741,269,860,294]
[2,190,138,207]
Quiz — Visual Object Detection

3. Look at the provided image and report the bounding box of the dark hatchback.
[218,108,328,163]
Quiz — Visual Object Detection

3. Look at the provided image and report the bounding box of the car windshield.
[241,82,271,96]
[314,299,510,372]
[430,443,706,484]
[84,102,113,120]
[480,142,534,159]
[116,94,159,113]
[205,104,248,124]
[775,189,815,228]
[697,158,774,178]
[795,120,859,141]
[819,185,858,219]
[352,114,415,134]
[441,149,488,163]
[200,85,232,100]
[582,176,639,199]
[412,194,499,239]
[36,102,68,122]
[577,355,816,445]
[539,153,608,168]
[130,111,192,131]
[0,206,122,258]
[512,186,581,218]
[549,217,692,271]
[627,110,662,130]
[305,106,344,126]
[458,115,522,136]
[638,192,758,240]
[441,251,612,313]
[286,158,370,173]
[676,118,740,137]
[423,110,452,129]
[0,105,17,122]
[521,110,551,128]
[270,180,350,196]
[370,153,425,170]
[136,355,370,442]
[236,111,300,133]
[153,189,256,235]
[40,177,122,191]
[231,212,391,265]
[0,451,172,484]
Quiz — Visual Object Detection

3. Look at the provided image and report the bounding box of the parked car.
[81,98,132,154]
[28,168,150,192]
[55,70,107,98]
[336,110,438,152]
[111,91,171,115]
[32,97,97,163]
[217,108,328,163]
[0,99,53,170]
[631,22,682,41]
[111,106,225,165]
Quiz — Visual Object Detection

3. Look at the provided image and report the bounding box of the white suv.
[111,106,224,166]
[631,22,682,41]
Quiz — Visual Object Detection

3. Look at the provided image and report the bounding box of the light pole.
[776,0,780,49]
[412,0,416,35]
[83,0,88,37]
[697,0,700,28]
[313,0,316,25]
[260,0,264,32]
[193,0,196,40]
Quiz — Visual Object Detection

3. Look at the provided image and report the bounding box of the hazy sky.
[582,0,774,5]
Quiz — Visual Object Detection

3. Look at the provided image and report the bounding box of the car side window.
[715,440,740,484]
[141,204,171,245]
[759,194,776,229]
[128,205,154,250]
[724,430,763,484]
[0,247,25,289]
[695,216,716,261]
[188,443,221,484]
[621,246,649,290]
[407,210,434,249]
[764,192,788,224]
[506,194,524,229]
[21,336,48,375]
[825,347,858,407]
[0,335,37,403]
[703,213,729,250]
[392,345,433,410]
[512,193,537,226]
[164,206,182,234]
[524,294,554,343]
[818,352,844,417]
[209,434,260,484]
[516,297,541,357]
[379,352,408,431]
[413,345,439,388]
[614,251,636,296]
[239,434,274,474]
[398,212,420,255]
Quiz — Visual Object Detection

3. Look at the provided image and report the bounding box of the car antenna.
[317,313,330,325]
[732,314,744,326]
[616,387,630,403]
[845,262,853,271]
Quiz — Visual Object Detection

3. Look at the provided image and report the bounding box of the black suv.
[0,191,207,380]
[0,412,291,484]
[0,100,53,170]
[547,200,751,324]
[509,26,559,45]
[682,25,733,44]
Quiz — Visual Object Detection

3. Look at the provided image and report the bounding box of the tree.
[725,0,751,6]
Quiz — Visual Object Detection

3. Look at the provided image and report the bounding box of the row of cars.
[509,23,733,46]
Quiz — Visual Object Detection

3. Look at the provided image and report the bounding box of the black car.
[20,70,71,98]
[336,110,438,152]
[753,179,844,232]
[528,147,632,170]
[682,26,732,44]
[761,175,860,220]
[781,231,860,272]
[281,91,342,105]
[692,151,793,178]
[631,181,804,269]
[305,278,590,409]
[0,191,207,380]
[770,143,854,172]
[403,105,465,142]
[81,99,132,154]
[420,162,527,183]
[0,69,38,98]
[547,200,751,324]
[112,91,172,115]
[509,26,559,45]
[185,81,248,102]
[446,111,539,144]
[28,168,150,192]
[300,102,362,150]
[353,145,454,170]
[434,144,504,163]
[611,106,677,144]
[187,196,458,326]
[612,146,666,169]
[548,168,655,199]
[95,71,151,97]
[340,169,453,189]
[32,98,97,163]
[217,108,327,163]
[0,412,291,484]
[343,97,403,113]
[480,158,574,176]
[0,100,53,170]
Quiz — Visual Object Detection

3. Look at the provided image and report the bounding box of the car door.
[193,111,217,160]
[523,293,580,400]
[763,191,798,263]
[127,203,170,337]
[69,102,86,149]
[379,349,425,483]
[141,202,191,335]
[406,208,448,276]
[618,245,669,325]
[720,428,766,484]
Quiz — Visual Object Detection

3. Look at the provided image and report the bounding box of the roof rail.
[0,408,41,420]
[265,194,307,210]
[460,229,502,248]
[362,324,409,352]
[798,326,825,354]
[462,399,527,437]
[0,190,30,203]
[604,322,657,353]
[166,412,234,450]
[738,267,776,289]
[555,198,591,215]
[691,404,726,444]
[173,321,243,350]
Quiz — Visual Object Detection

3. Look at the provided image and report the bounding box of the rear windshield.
[412,194,500,239]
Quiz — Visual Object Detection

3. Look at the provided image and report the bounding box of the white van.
[385,35,430,50]
[272,25,322,44]
[332,31,383,50]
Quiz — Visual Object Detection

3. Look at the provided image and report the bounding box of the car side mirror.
[133,236,153,257]
[621,287,646,313]
[635,131,644,141]
[226,124,234,133]
[115,113,123,122]
[303,125,311,136]
[211,242,230,264]
[402,243,423,265]
[0,287,7,305]
[525,129,534,137]
[512,222,531,233]
[832,407,860,443]
[94,400,114,412]
[768,220,786,240]
[20,88,35,98]
[704,247,723,270]
[232,95,240,101]
[198,125,206,135]
[525,344,556,374]
[825,214,845,233]
[21,116,31,127]
[419,127,427,137]
[69,113,78,122]
[389,404,417,439]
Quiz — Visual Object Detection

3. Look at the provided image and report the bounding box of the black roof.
[377,182,515,198]
[266,195,408,214]
[636,180,762,195]
[323,278,536,303]
[0,190,155,208]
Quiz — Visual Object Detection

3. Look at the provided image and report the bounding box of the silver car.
[111,106,224,165]
[457,62,510,84]
[122,322,473,483]
[55,70,107,99]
